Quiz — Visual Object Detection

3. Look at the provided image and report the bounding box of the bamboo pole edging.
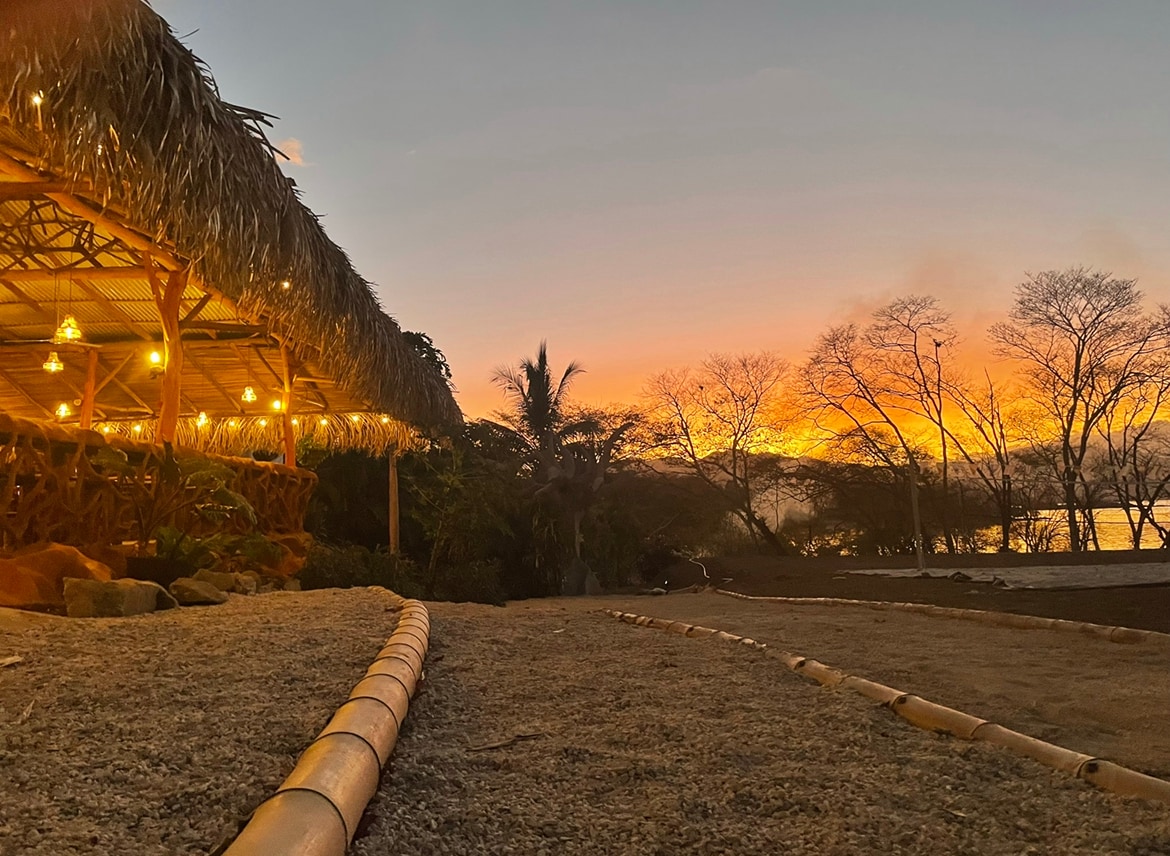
[600,608,1170,806]
[713,589,1170,645]
[220,595,430,855]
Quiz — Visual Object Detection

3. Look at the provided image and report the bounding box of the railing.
[0,413,316,550]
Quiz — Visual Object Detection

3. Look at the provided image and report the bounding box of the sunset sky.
[153,1,1170,418]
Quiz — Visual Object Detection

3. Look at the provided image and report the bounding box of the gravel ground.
[600,592,1170,777]
[0,589,397,856]
[355,600,1170,856]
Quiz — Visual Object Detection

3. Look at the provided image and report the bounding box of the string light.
[380,416,390,424]
[319,418,329,426]
[101,425,111,434]
[52,314,83,344]
[42,351,64,373]
[131,423,142,434]
[228,419,239,428]
[196,412,209,428]
[31,92,43,106]
[271,399,283,410]
[55,402,70,419]
[241,385,257,403]
[149,351,162,365]
[258,418,268,427]
[291,418,299,426]
[350,414,361,423]
[280,280,291,290]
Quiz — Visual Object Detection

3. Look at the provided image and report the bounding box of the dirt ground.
[2,589,1168,854]
[598,592,1170,779]
[354,600,1170,855]
[648,555,1170,633]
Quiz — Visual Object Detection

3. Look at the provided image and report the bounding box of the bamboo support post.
[78,348,98,430]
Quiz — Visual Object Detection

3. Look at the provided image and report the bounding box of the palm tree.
[492,343,633,591]
[491,340,584,456]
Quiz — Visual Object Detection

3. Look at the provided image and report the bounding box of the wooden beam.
[0,365,53,418]
[181,293,213,323]
[0,180,94,199]
[0,152,261,330]
[0,278,51,317]
[93,351,135,397]
[0,266,146,281]
[72,278,154,340]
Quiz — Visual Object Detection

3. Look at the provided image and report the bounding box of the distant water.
[989,501,1170,551]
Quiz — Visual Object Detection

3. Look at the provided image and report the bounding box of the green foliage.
[430,559,507,605]
[299,544,425,598]
[155,525,282,571]
[92,442,256,548]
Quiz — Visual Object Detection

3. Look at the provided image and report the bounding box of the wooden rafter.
[184,348,245,414]
[72,278,154,340]
[0,365,53,417]
[0,266,148,281]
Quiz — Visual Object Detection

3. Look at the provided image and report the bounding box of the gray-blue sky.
[153,1,1170,414]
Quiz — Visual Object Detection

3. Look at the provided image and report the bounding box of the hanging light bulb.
[258,418,268,427]
[271,399,283,411]
[319,417,329,426]
[350,414,361,423]
[280,280,291,290]
[196,412,209,428]
[291,417,299,426]
[55,402,71,419]
[53,314,83,344]
[42,351,64,373]
[228,418,239,428]
[241,385,257,403]
[380,416,390,424]
[131,423,142,434]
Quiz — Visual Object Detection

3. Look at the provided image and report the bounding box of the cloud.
[275,137,308,166]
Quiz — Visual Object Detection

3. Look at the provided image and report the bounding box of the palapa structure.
[0,0,460,464]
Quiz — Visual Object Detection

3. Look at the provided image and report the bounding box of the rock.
[232,571,261,595]
[282,578,302,592]
[266,532,313,579]
[169,577,229,606]
[63,578,174,618]
[0,544,113,609]
[193,568,237,593]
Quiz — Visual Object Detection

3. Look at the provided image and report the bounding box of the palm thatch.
[0,0,460,433]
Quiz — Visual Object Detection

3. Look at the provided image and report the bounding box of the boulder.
[169,577,229,605]
[193,568,238,594]
[233,571,261,595]
[0,544,113,609]
[265,532,312,579]
[63,578,176,618]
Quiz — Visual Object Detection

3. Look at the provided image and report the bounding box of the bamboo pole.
[388,449,400,554]
[78,349,99,430]
[280,346,297,468]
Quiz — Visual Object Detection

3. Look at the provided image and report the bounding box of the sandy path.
[0,589,396,856]
[355,600,1169,856]
[600,593,1170,777]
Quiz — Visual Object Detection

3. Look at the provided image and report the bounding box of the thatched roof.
[0,0,461,447]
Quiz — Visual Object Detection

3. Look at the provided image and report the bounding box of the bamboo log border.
[220,592,429,855]
[600,608,1170,806]
[713,589,1170,645]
